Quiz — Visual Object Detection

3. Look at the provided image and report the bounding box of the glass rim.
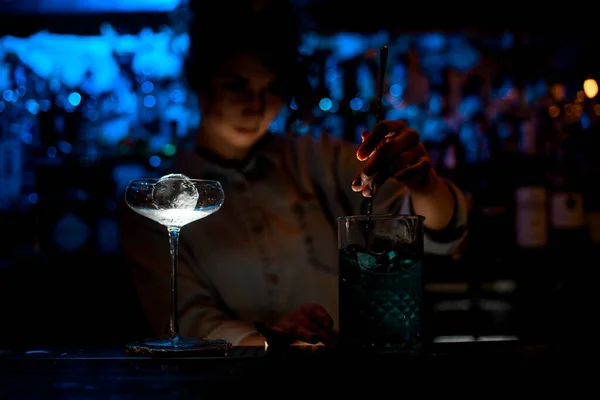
[337,214,425,221]
[127,178,222,185]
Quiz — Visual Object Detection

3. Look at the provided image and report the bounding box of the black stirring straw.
[365,45,389,249]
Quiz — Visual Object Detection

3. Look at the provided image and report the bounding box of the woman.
[119,1,468,347]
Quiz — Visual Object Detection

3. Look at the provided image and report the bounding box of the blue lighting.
[57,141,72,154]
[2,0,182,14]
[20,132,33,144]
[46,147,57,158]
[417,32,446,52]
[329,100,339,113]
[390,84,403,97]
[148,155,161,168]
[68,92,81,107]
[25,99,39,114]
[581,113,590,129]
[349,98,362,111]
[319,98,333,111]
[143,95,156,108]
[332,33,366,61]
[169,90,185,103]
[141,81,154,94]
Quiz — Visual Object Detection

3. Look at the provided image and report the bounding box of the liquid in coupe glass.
[338,215,424,354]
[124,174,229,355]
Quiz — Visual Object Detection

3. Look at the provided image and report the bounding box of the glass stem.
[168,226,181,345]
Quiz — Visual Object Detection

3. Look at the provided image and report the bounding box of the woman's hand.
[352,120,434,197]
[257,303,337,347]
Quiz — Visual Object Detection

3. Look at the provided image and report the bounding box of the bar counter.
[0,340,579,399]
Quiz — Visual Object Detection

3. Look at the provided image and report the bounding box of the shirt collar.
[171,133,285,183]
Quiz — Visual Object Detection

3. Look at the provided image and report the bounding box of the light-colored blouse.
[119,133,468,345]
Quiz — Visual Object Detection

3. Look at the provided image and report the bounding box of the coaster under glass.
[125,337,232,357]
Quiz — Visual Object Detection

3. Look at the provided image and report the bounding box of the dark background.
[0,0,593,347]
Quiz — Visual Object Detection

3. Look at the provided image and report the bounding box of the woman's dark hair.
[184,0,309,107]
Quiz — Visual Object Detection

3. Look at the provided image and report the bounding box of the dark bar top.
[0,340,581,398]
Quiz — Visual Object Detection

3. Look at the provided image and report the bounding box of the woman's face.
[198,51,286,153]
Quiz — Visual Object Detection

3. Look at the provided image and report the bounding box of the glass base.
[124,337,232,357]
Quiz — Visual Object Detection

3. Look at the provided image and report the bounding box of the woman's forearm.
[409,170,455,231]
[238,333,266,346]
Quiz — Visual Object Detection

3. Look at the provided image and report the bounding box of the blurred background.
[0,0,595,347]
